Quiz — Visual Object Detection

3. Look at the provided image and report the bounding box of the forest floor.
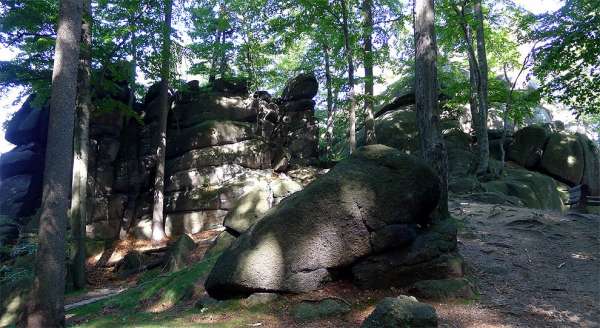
[65,200,600,328]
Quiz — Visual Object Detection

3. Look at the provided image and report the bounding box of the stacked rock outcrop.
[0,73,320,246]
[0,96,48,244]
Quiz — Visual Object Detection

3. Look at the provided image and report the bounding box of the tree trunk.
[324,44,334,159]
[474,0,489,175]
[341,0,356,154]
[362,0,376,145]
[466,24,480,138]
[128,11,137,110]
[209,30,220,83]
[414,0,449,216]
[219,31,228,78]
[26,0,82,326]
[70,0,91,291]
[151,0,172,243]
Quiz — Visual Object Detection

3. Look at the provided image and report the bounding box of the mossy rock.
[164,234,197,273]
[409,278,475,300]
[292,298,351,322]
[361,295,437,328]
[481,164,564,211]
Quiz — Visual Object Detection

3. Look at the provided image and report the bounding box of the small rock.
[194,296,220,310]
[361,296,437,328]
[242,293,279,307]
[116,251,149,277]
[409,278,475,300]
[164,234,196,272]
[292,298,351,322]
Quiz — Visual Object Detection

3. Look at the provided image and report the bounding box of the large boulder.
[166,120,255,158]
[359,107,462,157]
[205,145,441,298]
[508,125,550,169]
[281,73,318,101]
[540,132,584,185]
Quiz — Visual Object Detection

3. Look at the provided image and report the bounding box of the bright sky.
[0,0,564,154]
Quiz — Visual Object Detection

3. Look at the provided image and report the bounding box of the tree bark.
[341,0,357,154]
[324,44,334,159]
[466,24,480,139]
[414,0,449,216]
[474,0,489,175]
[209,29,220,83]
[151,0,172,243]
[26,0,82,326]
[362,0,376,145]
[70,0,92,291]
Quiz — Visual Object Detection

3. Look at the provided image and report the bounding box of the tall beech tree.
[450,0,489,175]
[340,0,357,154]
[473,0,489,174]
[26,0,83,326]
[414,0,448,215]
[70,0,92,290]
[151,0,173,243]
[362,0,376,145]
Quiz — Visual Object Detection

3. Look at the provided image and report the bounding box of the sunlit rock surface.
[205,145,452,298]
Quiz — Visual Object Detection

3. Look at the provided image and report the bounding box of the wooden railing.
[566,185,600,206]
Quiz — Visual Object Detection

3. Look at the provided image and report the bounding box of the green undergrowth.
[68,255,221,327]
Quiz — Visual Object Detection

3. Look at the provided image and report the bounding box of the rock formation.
[0,73,320,246]
[205,145,463,299]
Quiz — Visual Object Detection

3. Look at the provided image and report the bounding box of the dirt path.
[442,199,600,327]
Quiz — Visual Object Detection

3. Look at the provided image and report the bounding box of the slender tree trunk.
[209,29,220,83]
[70,0,91,291]
[26,0,82,326]
[324,44,334,159]
[245,41,254,89]
[151,0,172,243]
[414,0,449,216]
[128,12,137,110]
[474,0,489,175]
[466,25,480,138]
[341,0,356,154]
[219,31,228,78]
[362,0,376,145]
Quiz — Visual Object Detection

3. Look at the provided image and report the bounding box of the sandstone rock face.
[166,121,254,158]
[0,74,318,245]
[205,145,447,299]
